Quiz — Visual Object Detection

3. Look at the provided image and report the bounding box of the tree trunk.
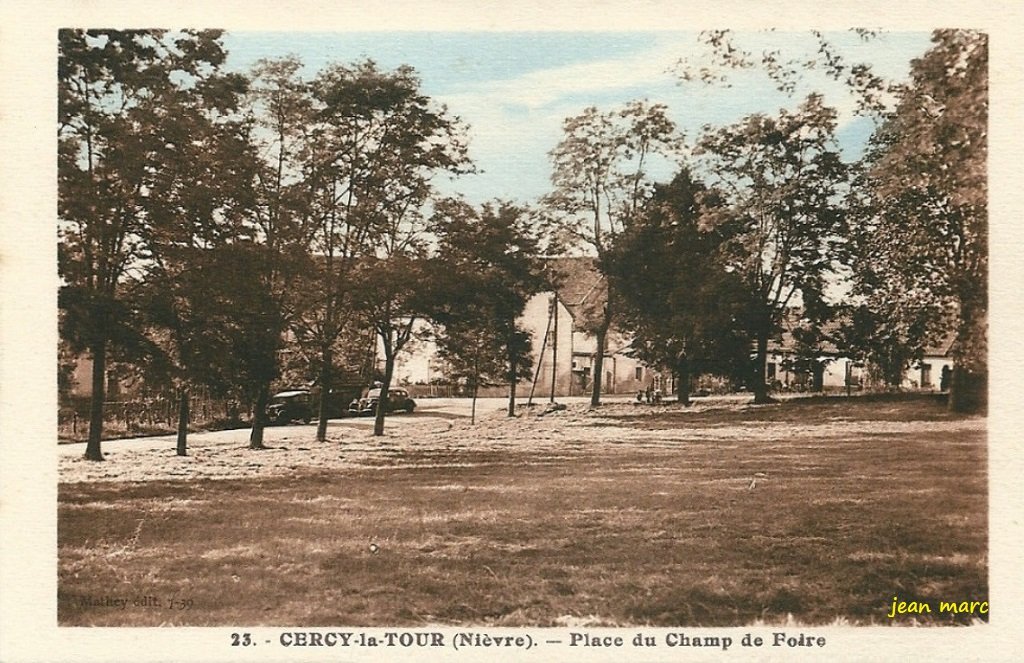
[316,344,332,442]
[590,325,608,408]
[676,354,691,406]
[812,363,824,392]
[507,347,517,417]
[949,362,967,412]
[948,300,987,413]
[176,387,189,456]
[84,339,106,461]
[249,382,269,449]
[948,364,986,414]
[373,355,395,437]
[886,357,903,389]
[471,381,478,425]
[751,330,772,404]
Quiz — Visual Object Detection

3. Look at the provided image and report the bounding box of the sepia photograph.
[2,2,1020,661]
[54,25,988,625]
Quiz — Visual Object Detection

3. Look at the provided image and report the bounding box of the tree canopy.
[850,30,987,411]
[605,170,754,404]
[694,93,848,402]
[430,199,547,420]
[58,29,245,459]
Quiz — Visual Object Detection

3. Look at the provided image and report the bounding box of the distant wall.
[765,353,865,391]
[903,356,953,391]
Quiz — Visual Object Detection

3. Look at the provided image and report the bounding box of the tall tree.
[139,245,255,455]
[138,62,252,456]
[240,56,317,449]
[604,170,754,405]
[694,94,848,403]
[58,29,241,460]
[331,64,471,437]
[349,253,428,436]
[851,30,987,412]
[430,199,545,421]
[546,101,682,406]
[290,61,470,441]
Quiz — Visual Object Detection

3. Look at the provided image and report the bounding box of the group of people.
[635,385,663,404]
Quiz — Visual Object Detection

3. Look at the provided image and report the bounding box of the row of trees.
[58,30,545,460]
[545,29,986,411]
[59,29,988,462]
[554,93,848,406]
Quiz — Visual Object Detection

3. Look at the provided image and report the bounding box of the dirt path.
[59,396,983,484]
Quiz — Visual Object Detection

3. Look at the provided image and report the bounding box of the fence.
[58,395,243,442]
[402,384,459,399]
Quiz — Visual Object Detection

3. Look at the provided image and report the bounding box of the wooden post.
[550,295,558,403]
[528,295,554,407]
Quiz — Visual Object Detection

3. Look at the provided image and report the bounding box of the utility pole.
[527,295,554,407]
[550,294,558,403]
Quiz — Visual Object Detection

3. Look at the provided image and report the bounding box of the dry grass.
[58,395,986,626]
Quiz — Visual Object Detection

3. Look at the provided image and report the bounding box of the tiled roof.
[923,331,956,357]
[768,310,844,355]
[545,257,607,327]
[769,308,956,357]
[546,257,602,305]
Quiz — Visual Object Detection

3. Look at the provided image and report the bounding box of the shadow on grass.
[588,393,967,430]
[58,395,987,627]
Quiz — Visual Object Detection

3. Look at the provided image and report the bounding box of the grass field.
[57,395,987,626]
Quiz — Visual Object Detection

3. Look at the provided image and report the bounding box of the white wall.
[902,356,954,391]
[521,292,576,396]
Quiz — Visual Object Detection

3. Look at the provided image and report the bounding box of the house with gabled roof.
[515,257,652,399]
[764,310,861,391]
[903,333,955,391]
[388,256,653,397]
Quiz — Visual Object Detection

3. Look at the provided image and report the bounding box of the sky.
[222,31,933,206]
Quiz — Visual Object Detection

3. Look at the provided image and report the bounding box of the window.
[635,366,643,381]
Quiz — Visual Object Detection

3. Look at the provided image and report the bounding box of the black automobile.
[315,386,363,419]
[266,389,313,425]
[348,387,416,416]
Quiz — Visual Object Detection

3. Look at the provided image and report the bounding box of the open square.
[58,395,986,626]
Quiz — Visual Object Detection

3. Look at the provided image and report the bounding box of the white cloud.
[435,31,931,204]
[437,36,694,203]
[449,36,685,110]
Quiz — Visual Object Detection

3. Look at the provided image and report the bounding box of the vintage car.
[266,389,313,425]
[267,385,366,424]
[348,387,416,416]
